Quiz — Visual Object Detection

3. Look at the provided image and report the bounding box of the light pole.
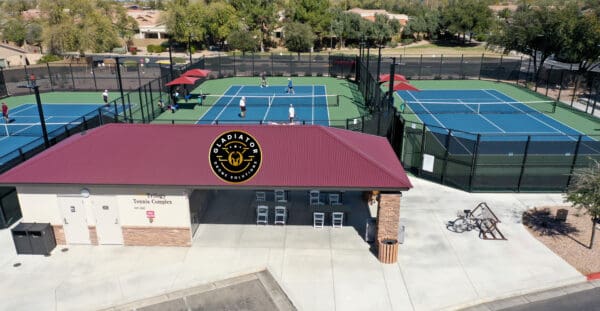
[188,34,193,66]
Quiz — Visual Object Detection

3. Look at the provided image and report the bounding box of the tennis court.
[398,89,597,155]
[196,85,331,126]
[0,103,104,163]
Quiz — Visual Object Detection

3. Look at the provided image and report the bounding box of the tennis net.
[1,122,83,137]
[197,94,340,107]
[401,100,556,114]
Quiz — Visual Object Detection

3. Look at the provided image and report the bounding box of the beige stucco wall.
[16,185,191,228]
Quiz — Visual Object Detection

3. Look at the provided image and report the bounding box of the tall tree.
[228,29,260,55]
[204,1,239,48]
[566,160,600,249]
[284,22,315,56]
[489,4,573,81]
[231,0,277,52]
[560,10,600,74]
[287,0,332,49]
[441,0,492,43]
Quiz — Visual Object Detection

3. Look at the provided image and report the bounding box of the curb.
[587,272,600,281]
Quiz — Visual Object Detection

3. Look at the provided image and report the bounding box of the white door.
[58,197,90,244]
[93,197,123,245]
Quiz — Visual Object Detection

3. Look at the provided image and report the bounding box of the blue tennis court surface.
[0,103,104,164]
[398,89,597,155]
[196,85,330,126]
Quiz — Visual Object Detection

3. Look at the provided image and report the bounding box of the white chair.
[313,212,325,228]
[309,190,324,206]
[332,212,344,228]
[274,205,287,225]
[274,189,287,203]
[256,205,269,225]
[256,191,266,202]
[329,193,342,206]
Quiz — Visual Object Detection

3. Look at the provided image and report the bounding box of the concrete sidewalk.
[0,177,586,311]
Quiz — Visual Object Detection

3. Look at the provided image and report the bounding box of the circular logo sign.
[209,130,262,183]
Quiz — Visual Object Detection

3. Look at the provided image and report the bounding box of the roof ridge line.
[320,127,408,187]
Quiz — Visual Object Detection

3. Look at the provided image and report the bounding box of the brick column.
[376,192,402,264]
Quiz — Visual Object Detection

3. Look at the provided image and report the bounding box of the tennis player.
[239,96,247,118]
[260,72,268,88]
[1,102,8,123]
[288,104,295,123]
[286,78,295,94]
[102,89,109,106]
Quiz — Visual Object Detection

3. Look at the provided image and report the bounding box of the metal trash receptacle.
[11,223,33,254]
[28,223,56,255]
[365,218,376,242]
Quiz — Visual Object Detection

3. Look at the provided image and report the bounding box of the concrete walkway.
[0,177,586,311]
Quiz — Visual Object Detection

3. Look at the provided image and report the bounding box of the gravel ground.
[523,206,600,275]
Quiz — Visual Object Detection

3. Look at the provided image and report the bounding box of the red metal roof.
[0,124,412,190]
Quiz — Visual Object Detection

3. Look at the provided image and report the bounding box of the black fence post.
[566,135,584,187]
[139,88,145,123]
[388,57,396,109]
[545,65,553,97]
[271,53,274,76]
[516,56,523,85]
[557,70,565,101]
[289,52,293,74]
[478,53,484,80]
[149,83,155,119]
[233,51,236,76]
[571,74,579,107]
[91,62,98,91]
[438,54,443,79]
[418,122,427,176]
[496,55,503,82]
[440,129,452,184]
[459,54,464,79]
[418,54,423,80]
[69,63,76,89]
[252,52,255,75]
[468,134,482,191]
[46,63,54,91]
[376,46,382,81]
[525,57,532,87]
[309,51,312,76]
[516,135,532,192]
[218,53,222,76]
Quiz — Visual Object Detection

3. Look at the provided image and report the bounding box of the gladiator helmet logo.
[209,130,262,183]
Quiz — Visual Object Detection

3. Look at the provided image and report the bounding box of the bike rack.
[472,202,506,241]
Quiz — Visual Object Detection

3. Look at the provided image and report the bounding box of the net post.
[171,119,174,125]
[478,53,484,80]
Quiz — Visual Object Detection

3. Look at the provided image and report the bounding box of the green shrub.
[400,38,414,45]
[124,60,138,67]
[37,54,62,64]
[112,47,127,54]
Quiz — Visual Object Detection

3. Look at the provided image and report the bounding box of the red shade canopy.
[379,74,408,83]
[165,76,199,86]
[392,81,420,91]
[182,69,212,78]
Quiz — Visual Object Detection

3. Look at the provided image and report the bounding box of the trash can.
[27,223,56,255]
[378,239,399,264]
[11,223,33,254]
[364,218,376,242]
[11,222,56,255]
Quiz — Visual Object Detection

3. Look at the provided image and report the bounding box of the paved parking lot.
[0,177,586,311]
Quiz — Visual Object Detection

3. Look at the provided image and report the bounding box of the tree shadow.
[523,208,588,248]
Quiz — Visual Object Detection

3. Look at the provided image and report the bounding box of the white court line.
[482,89,577,141]
[406,91,445,128]
[212,86,244,124]
[262,93,275,123]
[457,99,505,133]
[11,105,37,116]
[195,85,234,124]
[324,85,331,126]
[407,91,473,156]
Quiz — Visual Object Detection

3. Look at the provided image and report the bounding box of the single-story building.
[0,124,412,262]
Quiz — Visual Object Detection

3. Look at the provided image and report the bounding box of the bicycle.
[447,209,480,233]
